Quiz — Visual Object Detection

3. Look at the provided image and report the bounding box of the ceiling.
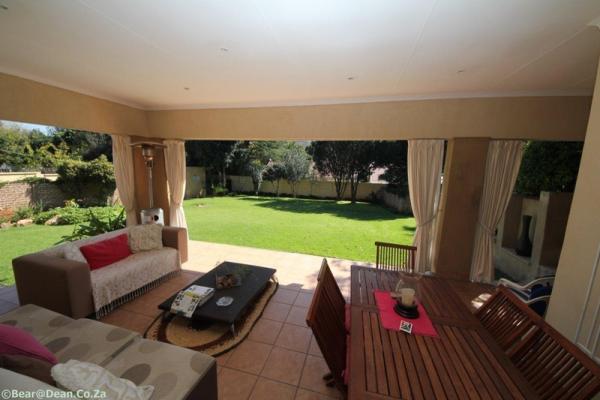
[0,0,599,110]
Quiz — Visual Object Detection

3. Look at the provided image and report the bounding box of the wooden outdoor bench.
[476,286,600,400]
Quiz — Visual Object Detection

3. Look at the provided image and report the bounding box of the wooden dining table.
[349,265,539,400]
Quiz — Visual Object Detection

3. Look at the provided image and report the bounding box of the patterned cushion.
[0,304,74,342]
[104,339,215,400]
[128,225,163,253]
[42,319,139,365]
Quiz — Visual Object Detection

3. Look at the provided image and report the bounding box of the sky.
[1,120,52,133]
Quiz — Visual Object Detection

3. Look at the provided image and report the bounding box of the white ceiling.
[0,0,599,109]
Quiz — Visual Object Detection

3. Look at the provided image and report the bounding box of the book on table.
[170,285,215,318]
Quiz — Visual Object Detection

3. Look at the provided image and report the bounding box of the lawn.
[0,196,415,286]
[184,195,415,263]
[0,224,74,285]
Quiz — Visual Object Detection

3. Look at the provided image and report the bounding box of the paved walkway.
[184,240,374,299]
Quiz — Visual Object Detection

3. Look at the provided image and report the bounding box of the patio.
[0,240,493,400]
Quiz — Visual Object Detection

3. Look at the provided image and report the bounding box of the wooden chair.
[477,287,600,399]
[306,260,348,395]
[375,241,416,273]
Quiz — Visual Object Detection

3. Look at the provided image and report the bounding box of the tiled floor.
[0,240,365,400]
[0,240,488,399]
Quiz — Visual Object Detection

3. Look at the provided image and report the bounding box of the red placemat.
[374,290,438,337]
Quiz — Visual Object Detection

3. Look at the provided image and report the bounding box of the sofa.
[0,304,217,400]
[12,226,188,319]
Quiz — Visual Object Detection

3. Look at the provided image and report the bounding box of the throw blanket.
[92,247,181,318]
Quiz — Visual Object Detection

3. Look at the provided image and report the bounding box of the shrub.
[10,206,37,222]
[60,208,126,242]
[56,155,115,206]
[33,205,124,225]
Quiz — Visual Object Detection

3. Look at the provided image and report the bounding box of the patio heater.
[130,141,166,225]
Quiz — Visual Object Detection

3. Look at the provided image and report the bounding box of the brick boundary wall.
[0,182,69,210]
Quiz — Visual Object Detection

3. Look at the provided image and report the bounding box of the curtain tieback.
[416,213,437,229]
[478,221,495,236]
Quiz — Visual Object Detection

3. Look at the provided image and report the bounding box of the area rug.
[143,279,278,356]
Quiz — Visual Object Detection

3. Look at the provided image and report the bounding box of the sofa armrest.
[12,254,94,319]
[162,227,188,263]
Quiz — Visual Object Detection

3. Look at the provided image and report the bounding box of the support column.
[131,136,170,225]
[433,137,490,280]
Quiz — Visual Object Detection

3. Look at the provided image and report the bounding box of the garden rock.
[45,215,60,225]
[16,218,33,227]
[0,222,13,229]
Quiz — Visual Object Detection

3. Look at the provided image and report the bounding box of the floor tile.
[218,367,258,400]
[249,377,296,400]
[100,309,154,334]
[308,336,323,358]
[248,318,283,345]
[261,347,306,386]
[216,350,233,366]
[294,292,313,308]
[279,283,303,292]
[275,324,312,353]
[226,340,272,375]
[0,299,18,315]
[272,288,299,305]
[299,355,340,398]
[285,306,308,327]
[295,388,339,400]
[263,302,291,322]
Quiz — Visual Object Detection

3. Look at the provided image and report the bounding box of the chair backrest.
[306,260,347,392]
[375,241,416,273]
[317,258,346,316]
[477,287,600,400]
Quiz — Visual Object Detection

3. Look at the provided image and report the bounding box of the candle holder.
[392,278,419,319]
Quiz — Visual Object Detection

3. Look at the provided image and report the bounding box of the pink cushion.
[0,325,57,365]
[345,303,351,333]
[80,234,132,270]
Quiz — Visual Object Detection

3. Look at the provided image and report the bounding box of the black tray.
[394,302,420,319]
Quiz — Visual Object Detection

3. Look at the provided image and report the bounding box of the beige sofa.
[12,227,188,319]
[0,304,217,400]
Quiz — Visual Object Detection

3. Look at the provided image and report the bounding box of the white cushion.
[51,360,154,400]
[128,225,163,253]
[63,243,88,264]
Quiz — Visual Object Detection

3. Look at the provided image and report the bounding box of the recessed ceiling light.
[457,69,465,74]
[0,5,8,10]
[184,87,190,91]
[347,76,356,81]
[220,47,229,52]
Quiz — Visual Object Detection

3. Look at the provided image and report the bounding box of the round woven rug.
[144,280,278,356]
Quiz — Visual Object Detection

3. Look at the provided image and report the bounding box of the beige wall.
[146,96,591,141]
[546,57,600,354]
[0,73,592,141]
[0,73,148,136]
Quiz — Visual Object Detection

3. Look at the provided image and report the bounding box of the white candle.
[401,288,415,307]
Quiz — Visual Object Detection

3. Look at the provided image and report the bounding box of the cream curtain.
[470,140,524,282]
[407,140,445,273]
[111,135,137,226]
[164,140,187,228]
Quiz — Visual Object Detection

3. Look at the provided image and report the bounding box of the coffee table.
[158,261,277,335]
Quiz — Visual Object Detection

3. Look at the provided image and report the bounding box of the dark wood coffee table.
[158,261,277,335]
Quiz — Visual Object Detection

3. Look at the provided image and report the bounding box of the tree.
[282,144,310,197]
[0,124,37,170]
[375,141,409,197]
[56,155,116,206]
[515,141,583,196]
[248,159,267,195]
[185,141,237,192]
[228,141,289,195]
[263,162,286,196]
[347,142,378,203]
[307,141,353,201]
[49,128,112,161]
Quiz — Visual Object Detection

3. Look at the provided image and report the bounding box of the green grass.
[0,225,74,285]
[184,195,415,263]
